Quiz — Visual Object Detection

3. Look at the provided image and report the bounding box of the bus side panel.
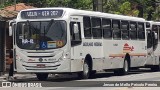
[103,40,147,69]
[70,45,83,72]
[82,39,104,71]
[129,41,147,67]
[154,43,160,65]
[103,40,123,69]
[146,42,160,65]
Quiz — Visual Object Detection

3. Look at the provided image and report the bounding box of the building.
[0,3,35,75]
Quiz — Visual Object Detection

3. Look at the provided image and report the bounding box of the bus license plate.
[36,64,45,68]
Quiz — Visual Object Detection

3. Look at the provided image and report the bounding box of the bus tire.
[118,59,129,75]
[78,60,90,79]
[36,73,48,81]
[151,60,160,71]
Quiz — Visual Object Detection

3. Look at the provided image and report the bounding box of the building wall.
[0,21,6,72]
[5,21,13,71]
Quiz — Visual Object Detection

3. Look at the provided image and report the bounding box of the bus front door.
[146,30,155,65]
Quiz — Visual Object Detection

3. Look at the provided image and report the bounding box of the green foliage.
[0,0,159,21]
[103,1,139,17]
[46,0,92,10]
[132,10,139,16]
[103,0,119,13]
[0,1,13,9]
[104,0,159,20]
[119,2,131,15]
[152,5,160,20]
[46,0,70,7]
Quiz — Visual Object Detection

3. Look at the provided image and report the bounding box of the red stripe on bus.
[109,54,147,58]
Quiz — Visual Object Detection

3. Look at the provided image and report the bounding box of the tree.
[103,0,159,20]
[0,0,13,9]
[1,0,159,21]
[127,0,157,20]
[46,0,92,10]
[103,0,139,17]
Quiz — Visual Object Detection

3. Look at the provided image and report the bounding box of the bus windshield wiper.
[46,19,54,33]
[59,22,64,40]
[27,20,38,33]
[27,20,39,49]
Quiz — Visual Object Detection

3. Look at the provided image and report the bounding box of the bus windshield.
[16,20,67,50]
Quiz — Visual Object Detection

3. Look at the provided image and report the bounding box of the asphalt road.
[1,68,160,90]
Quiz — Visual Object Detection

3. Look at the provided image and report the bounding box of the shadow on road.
[11,68,159,82]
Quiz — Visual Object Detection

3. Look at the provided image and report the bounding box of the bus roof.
[18,7,145,22]
[147,21,160,25]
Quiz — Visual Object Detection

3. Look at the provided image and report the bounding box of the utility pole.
[156,0,160,21]
[0,0,4,5]
[93,0,104,12]
[14,0,16,11]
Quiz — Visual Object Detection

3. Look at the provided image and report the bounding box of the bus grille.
[22,64,61,70]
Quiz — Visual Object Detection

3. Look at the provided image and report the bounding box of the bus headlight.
[59,57,63,61]
[59,52,70,61]
[16,55,20,60]
[17,56,25,62]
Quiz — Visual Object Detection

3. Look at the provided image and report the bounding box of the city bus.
[9,7,160,80]
[145,21,160,71]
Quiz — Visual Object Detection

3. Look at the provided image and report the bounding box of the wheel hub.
[124,61,128,72]
[84,63,89,75]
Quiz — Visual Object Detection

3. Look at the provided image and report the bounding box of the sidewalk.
[0,73,36,81]
[0,73,78,81]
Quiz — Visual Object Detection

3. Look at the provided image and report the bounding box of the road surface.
[1,68,160,90]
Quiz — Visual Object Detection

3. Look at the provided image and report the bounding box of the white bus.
[145,21,160,71]
[9,7,160,80]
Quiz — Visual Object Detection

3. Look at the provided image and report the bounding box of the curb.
[0,76,6,81]
[0,74,77,81]
[0,74,37,81]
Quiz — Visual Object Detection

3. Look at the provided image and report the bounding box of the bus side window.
[13,24,16,45]
[70,22,82,46]
[112,20,121,39]
[138,22,145,40]
[83,16,92,38]
[121,21,129,40]
[102,18,112,39]
[159,26,160,41]
[152,25,158,50]
[91,17,102,38]
[147,30,152,48]
[70,22,81,40]
[130,22,137,40]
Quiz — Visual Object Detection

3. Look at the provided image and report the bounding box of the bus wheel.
[78,61,90,79]
[119,60,129,75]
[36,73,48,81]
[151,60,160,71]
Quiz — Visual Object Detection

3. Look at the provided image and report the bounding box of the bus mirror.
[9,19,16,36]
[154,32,158,39]
[146,22,150,28]
[73,23,79,34]
[9,26,12,36]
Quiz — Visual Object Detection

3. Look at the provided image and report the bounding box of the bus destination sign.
[21,10,63,19]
